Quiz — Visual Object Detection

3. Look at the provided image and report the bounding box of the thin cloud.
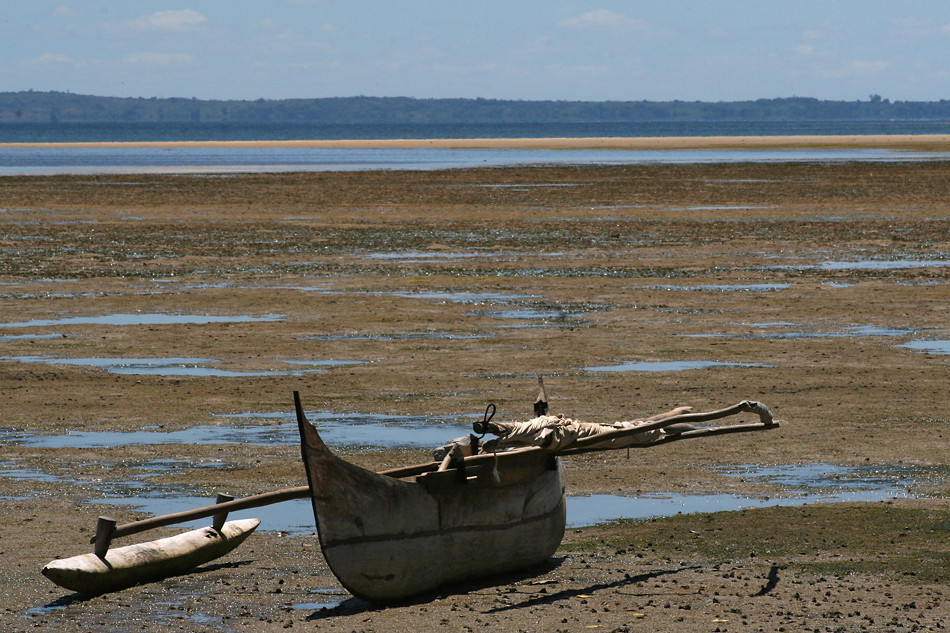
[26,53,87,69]
[129,9,206,31]
[558,9,649,32]
[892,17,950,39]
[125,52,193,66]
[52,6,78,18]
[796,59,891,79]
[847,59,890,75]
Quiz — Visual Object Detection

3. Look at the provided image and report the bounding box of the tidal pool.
[713,462,920,492]
[0,465,63,483]
[366,251,491,262]
[636,283,793,292]
[0,313,284,328]
[389,290,534,305]
[567,487,910,527]
[568,462,921,527]
[897,340,950,354]
[584,360,772,372]
[476,308,575,320]
[290,588,351,611]
[0,333,66,342]
[818,258,950,271]
[0,356,365,377]
[0,410,473,449]
[0,458,236,503]
[303,331,491,341]
[769,258,950,273]
[681,324,917,340]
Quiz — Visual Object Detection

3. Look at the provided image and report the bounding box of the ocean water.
[2,120,949,175]
[4,145,940,176]
[4,120,950,143]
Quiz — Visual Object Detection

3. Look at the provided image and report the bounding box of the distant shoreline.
[4,134,950,151]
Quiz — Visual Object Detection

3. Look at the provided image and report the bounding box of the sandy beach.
[4,133,950,151]
[1,157,949,631]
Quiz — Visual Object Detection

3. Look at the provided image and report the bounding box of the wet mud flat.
[1,160,949,631]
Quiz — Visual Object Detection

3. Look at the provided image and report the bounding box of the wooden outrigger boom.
[41,385,780,598]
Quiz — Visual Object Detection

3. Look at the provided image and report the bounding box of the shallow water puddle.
[769,258,950,272]
[291,601,346,611]
[303,330,492,341]
[0,411,473,449]
[0,356,365,377]
[0,458,235,502]
[220,412,473,448]
[366,251,491,262]
[0,313,284,328]
[291,588,351,611]
[636,283,793,292]
[896,280,944,286]
[810,325,912,337]
[568,462,921,527]
[0,333,68,342]
[566,488,908,528]
[818,258,950,270]
[681,324,917,340]
[389,290,535,305]
[714,462,921,491]
[584,360,772,372]
[475,300,607,323]
[143,606,223,627]
[673,205,776,211]
[24,604,68,617]
[476,307,577,320]
[897,339,950,354]
[0,464,63,483]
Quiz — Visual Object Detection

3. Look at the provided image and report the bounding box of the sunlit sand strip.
[4,134,950,151]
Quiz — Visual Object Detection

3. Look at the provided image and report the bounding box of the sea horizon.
[4,119,950,144]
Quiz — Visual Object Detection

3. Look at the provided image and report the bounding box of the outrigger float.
[43,381,780,601]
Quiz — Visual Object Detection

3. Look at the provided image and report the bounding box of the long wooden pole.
[96,486,310,543]
[98,462,450,543]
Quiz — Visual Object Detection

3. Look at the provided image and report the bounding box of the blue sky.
[3,1,949,101]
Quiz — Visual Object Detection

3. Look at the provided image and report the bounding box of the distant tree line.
[2,90,949,123]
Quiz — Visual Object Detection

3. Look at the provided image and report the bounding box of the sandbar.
[4,133,950,151]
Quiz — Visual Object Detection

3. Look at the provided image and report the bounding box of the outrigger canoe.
[294,390,778,602]
[41,385,779,600]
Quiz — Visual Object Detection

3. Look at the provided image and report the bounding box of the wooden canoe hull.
[297,415,566,602]
[42,518,260,594]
